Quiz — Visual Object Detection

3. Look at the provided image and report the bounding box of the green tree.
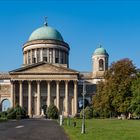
[129,72,140,116]
[93,58,136,117]
[80,106,93,119]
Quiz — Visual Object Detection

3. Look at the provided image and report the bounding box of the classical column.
[47,81,51,107]
[28,81,32,117]
[56,81,60,110]
[35,49,37,63]
[47,48,49,63]
[30,50,33,64]
[27,51,29,64]
[40,48,43,61]
[10,81,14,108]
[19,81,23,107]
[37,81,41,115]
[74,81,78,115]
[65,81,69,116]
[23,52,25,65]
[53,48,55,63]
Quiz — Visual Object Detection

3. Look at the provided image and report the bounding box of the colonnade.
[23,48,69,66]
[11,80,77,117]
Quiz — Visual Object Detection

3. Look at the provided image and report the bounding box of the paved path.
[0,119,69,140]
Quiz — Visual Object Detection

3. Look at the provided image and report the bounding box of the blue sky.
[0,0,140,72]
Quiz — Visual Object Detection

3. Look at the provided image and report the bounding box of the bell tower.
[92,45,109,77]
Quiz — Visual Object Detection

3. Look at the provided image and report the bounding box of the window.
[43,57,47,62]
[43,48,47,62]
[55,49,59,63]
[33,58,36,63]
[99,59,104,71]
[55,58,59,63]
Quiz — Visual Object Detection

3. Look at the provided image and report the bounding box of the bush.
[7,110,16,119]
[80,106,93,119]
[7,105,27,120]
[0,111,7,118]
[47,104,58,119]
[74,113,80,119]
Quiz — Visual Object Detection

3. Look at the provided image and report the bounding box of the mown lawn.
[63,119,140,140]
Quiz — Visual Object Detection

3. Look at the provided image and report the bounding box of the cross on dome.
[44,17,48,26]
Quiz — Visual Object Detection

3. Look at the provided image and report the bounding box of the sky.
[0,0,140,72]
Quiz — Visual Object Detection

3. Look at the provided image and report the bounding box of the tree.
[129,72,140,116]
[93,58,136,117]
[80,106,93,119]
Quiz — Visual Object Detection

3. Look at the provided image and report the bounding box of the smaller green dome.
[94,46,108,55]
[28,25,63,41]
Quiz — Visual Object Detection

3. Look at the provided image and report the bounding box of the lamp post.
[81,80,86,134]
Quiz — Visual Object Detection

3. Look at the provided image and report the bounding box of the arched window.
[1,99,11,111]
[99,59,104,71]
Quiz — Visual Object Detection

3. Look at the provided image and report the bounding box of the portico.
[10,62,78,117]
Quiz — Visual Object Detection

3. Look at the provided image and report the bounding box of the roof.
[0,73,11,79]
[9,61,79,75]
[28,25,64,42]
[93,46,108,55]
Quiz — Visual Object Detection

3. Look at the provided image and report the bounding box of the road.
[0,119,69,140]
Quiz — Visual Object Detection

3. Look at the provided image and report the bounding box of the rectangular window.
[43,57,47,62]
[55,58,59,63]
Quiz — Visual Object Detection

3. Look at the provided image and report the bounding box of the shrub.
[7,110,16,119]
[80,106,93,119]
[47,104,58,119]
[0,111,7,118]
[7,105,27,119]
[74,113,80,119]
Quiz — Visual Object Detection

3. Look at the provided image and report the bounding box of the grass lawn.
[63,118,140,140]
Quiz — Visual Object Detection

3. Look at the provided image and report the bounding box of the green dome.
[28,25,64,41]
[94,47,108,55]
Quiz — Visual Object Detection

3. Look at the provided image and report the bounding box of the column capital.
[65,80,69,84]
[56,80,61,84]
[46,80,51,84]
[36,80,41,83]
[28,80,32,84]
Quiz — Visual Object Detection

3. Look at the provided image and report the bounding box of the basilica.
[0,21,109,117]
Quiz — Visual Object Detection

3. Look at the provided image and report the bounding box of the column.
[40,48,43,61]
[19,81,23,107]
[65,81,69,116]
[74,81,78,115]
[47,48,49,63]
[30,50,33,64]
[47,81,51,107]
[23,52,25,64]
[35,49,37,63]
[28,81,32,117]
[53,48,55,63]
[10,81,14,108]
[27,51,29,64]
[37,81,41,115]
[56,81,60,110]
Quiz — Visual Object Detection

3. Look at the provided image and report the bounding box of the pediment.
[10,62,78,74]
